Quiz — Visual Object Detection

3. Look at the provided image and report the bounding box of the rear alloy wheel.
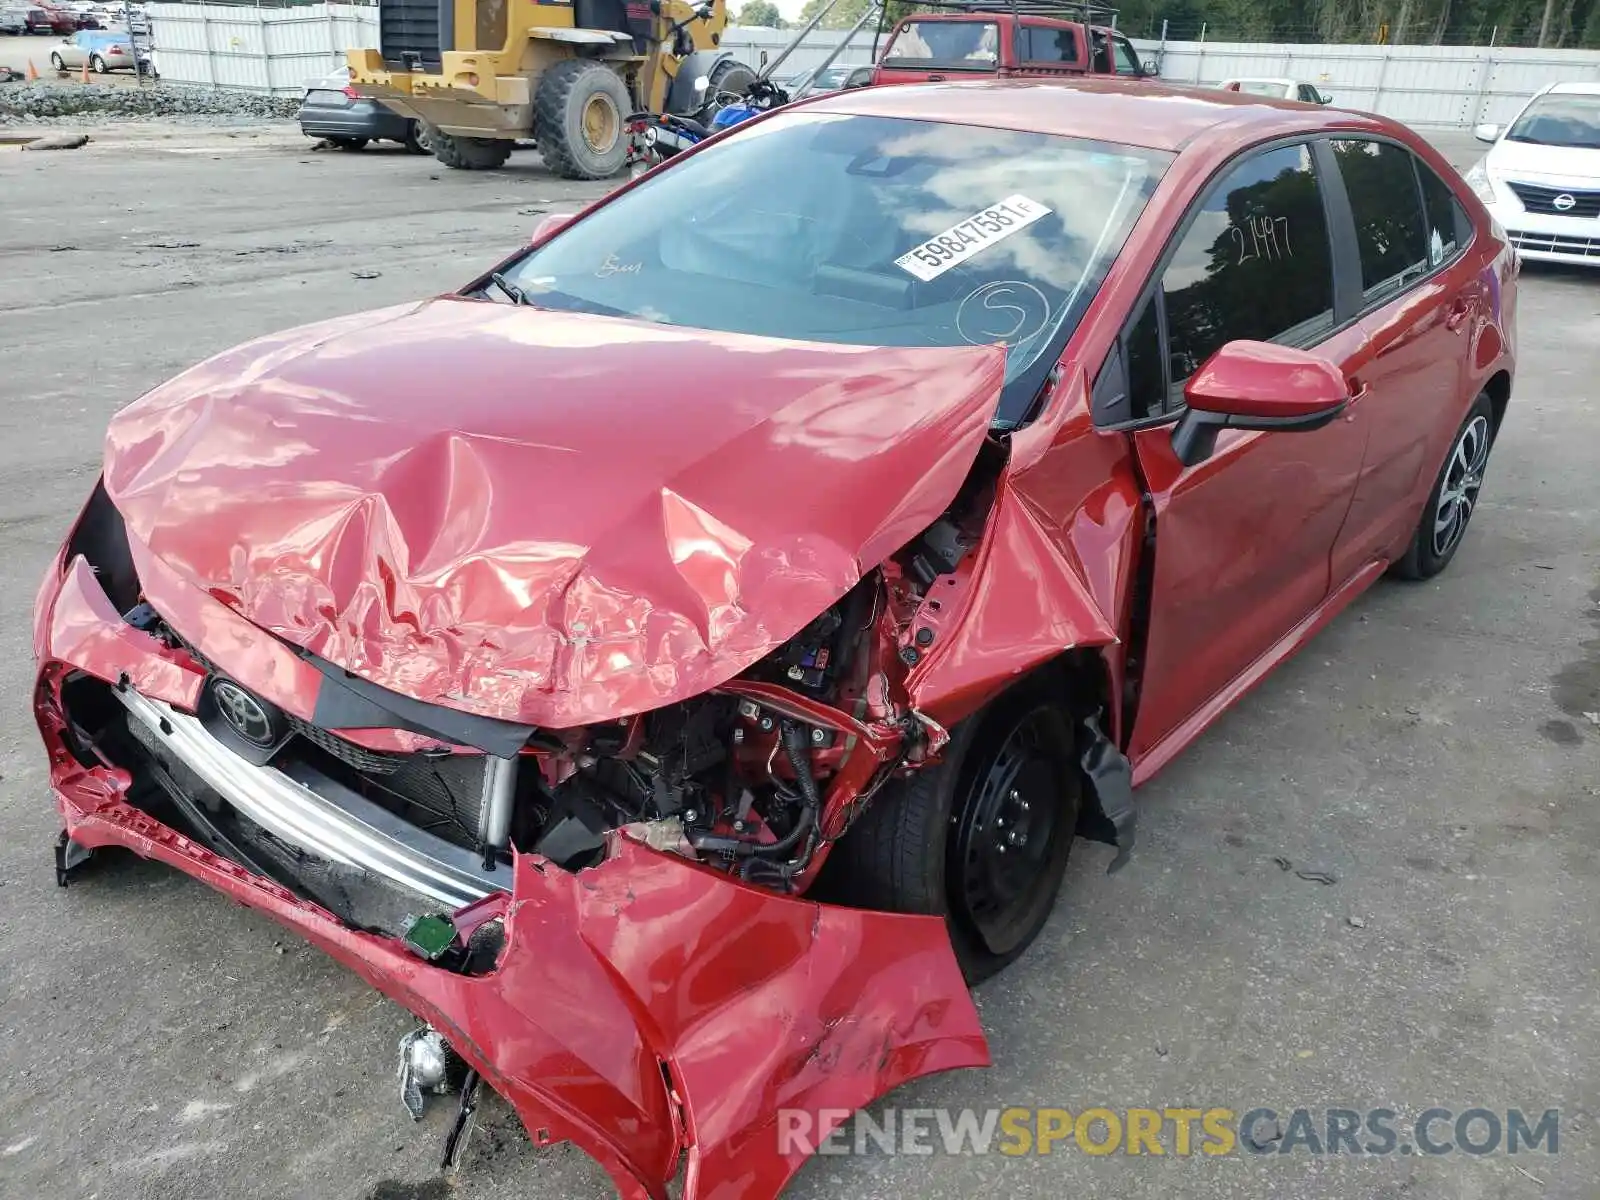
[1391,392,1496,580]
[89,53,106,73]
[429,129,513,171]
[818,688,1080,982]
[535,59,631,180]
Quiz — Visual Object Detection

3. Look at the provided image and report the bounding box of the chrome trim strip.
[114,688,506,909]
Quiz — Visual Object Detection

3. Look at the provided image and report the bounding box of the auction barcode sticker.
[894,195,1054,282]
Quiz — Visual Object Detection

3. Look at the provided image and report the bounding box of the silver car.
[298,67,432,154]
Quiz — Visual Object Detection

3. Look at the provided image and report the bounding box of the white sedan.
[1218,77,1332,105]
[1466,81,1600,267]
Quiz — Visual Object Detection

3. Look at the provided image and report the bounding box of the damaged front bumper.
[35,556,989,1200]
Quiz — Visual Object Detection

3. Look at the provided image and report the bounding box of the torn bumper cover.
[35,558,989,1200]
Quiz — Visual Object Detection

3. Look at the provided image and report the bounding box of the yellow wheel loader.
[347,0,755,178]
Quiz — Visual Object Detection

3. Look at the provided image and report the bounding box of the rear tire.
[403,121,434,156]
[429,129,513,171]
[818,685,1081,982]
[89,53,106,73]
[1390,392,1496,580]
[534,59,631,180]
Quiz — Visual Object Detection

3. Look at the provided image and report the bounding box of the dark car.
[298,66,430,153]
[36,77,1513,1200]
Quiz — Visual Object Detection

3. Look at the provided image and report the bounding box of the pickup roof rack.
[887,0,1120,23]
[870,0,1121,56]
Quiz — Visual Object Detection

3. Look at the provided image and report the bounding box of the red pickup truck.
[871,2,1155,86]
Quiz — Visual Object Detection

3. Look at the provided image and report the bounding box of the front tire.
[534,59,631,180]
[50,52,64,71]
[429,129,512,171]
[1391,392,1496,580]
[819,688,1080,982]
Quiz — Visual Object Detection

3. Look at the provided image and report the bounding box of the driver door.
[1117,141,1375,772]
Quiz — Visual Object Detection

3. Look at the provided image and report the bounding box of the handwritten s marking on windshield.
[894,195,1053,282]
[956,282,1050,347]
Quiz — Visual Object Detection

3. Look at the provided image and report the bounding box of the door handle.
[1347,379,1371,405]
[1445,298,1473,332]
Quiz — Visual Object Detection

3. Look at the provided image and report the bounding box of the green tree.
[735,0,785,27]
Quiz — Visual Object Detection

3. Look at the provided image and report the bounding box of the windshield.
[494,112,1169,426]
[1506,93,1600,149]
[883,20,1001,68]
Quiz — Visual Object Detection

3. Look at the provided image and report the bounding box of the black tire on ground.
[89,53,106,73]
[49,52,64,70]
[429,129,513,171]
[698,58,757,121]
[403,121,434,155]
[329,136,369,151]
[534,59,631,180]
[817,683,1081,983]
[1390,391,1496,580]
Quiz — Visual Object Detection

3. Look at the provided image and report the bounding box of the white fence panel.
[143,6,1600,123]
[1148,37,1600,126]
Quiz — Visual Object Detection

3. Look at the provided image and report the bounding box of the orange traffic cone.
[80,61,90,84]
[26,60,38,81]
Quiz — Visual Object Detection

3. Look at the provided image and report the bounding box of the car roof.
[805,77,1382,154]
[1546,80,1600,96]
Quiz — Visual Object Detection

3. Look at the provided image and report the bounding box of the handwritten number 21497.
[1230,215,1292,265]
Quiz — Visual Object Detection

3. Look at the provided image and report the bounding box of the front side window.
[1160,143,1335,396]
[1330,139,1430,303]
[496,112,1170,427]
[1020,25,1080,64]
[1506,93,1600,150]
[1113,36,1142,75]
[882,20,1000,69]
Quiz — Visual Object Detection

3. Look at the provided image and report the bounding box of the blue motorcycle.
[624,77,789,178]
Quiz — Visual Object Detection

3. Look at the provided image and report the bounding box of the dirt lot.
[0,125,1596,1200]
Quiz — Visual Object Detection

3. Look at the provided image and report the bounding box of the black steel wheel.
[817,685,1081,982]
[946,704,1076,960]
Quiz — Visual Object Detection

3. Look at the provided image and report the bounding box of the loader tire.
[698,58,757,120]
[535,59,630,180]
[429,130,512,171]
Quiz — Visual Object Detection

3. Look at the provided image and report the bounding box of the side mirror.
[1140,60,1160,76]
[1473,122,1500,143]
[530,211,577,245]
[1170,341,1350,467]
[1318,91,1332,104]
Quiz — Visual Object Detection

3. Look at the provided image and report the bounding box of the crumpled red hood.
[104,297,1005,728]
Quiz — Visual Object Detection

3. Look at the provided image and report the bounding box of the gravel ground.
[0,80,298,123]
[0,128,1596,1200]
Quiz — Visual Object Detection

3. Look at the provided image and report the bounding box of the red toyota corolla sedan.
[33,78,1513,1198]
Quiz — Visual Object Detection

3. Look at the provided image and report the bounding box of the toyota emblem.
[212,679,277,746]
[1552,193,1577,212]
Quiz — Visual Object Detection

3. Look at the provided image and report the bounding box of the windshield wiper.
[490,271,529,305]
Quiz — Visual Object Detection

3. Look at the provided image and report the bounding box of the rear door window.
[1020,24,1080,64]
[1329,139,1431,304]
[883,20,1000,68]
[1416,158,1471,267]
